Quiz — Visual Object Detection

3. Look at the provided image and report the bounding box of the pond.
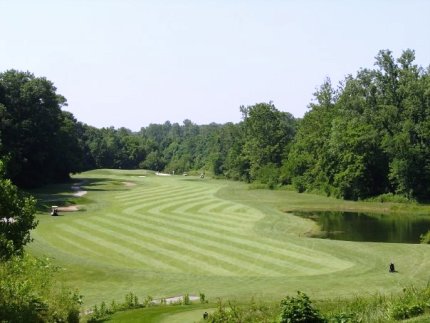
[294,211,430,243]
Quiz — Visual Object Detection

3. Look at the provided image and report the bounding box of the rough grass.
[27,169,430,310]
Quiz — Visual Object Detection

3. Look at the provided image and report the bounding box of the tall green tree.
[0,70,83,187]
[286,50,430,201]
[282,79,338,193]
[370,50,430,200]
[241,102,296,184]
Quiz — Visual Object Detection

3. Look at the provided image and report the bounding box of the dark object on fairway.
[389,263,396,273]
[203,311,208,319]
[51,206,59,216]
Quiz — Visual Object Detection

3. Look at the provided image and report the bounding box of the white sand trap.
[155,172,171,176]
[138,175,146,178]
[73,190,87,197]
[71,183,87,197]
[153,295,200,305]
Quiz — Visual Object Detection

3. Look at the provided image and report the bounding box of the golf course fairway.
[28,169,430,307]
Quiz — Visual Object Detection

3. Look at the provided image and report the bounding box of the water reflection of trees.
[295,211,430,243]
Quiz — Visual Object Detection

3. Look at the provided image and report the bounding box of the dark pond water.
[294,211,430,243]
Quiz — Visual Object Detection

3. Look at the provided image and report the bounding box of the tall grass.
[205,285,430,322]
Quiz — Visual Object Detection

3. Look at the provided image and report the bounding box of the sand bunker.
[155,172,171,176]
[122,181,136,187]
[71,183,87,197]
[153,295,200,305]
[73,191,87,197]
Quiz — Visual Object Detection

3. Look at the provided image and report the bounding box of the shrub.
[292,176,307,193]
[365,193,414,204]
[124,291,139,308]
[420,230,430,244]
[279,291,325,323]
[207,298,276,323]
[254,163,280,189]
[390,303,424,320]
[200,292,208,304]
[87,292,147,322]
[326,312,355,323]
[0,161,38,260]
[183,293,191,305]
[0,255,82,322]
[388,286,427,320]
[143,295,153,307]
[109,299,118,312]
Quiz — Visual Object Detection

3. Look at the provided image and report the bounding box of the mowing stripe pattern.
[35,177,352,277]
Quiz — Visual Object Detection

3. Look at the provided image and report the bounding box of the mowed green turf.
[28,169,430,307]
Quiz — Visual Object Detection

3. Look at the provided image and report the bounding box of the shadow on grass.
[30,177,127,213]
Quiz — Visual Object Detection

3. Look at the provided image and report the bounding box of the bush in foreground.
[0,160,38,260]
[0,254,82,322]
[206,298,276,323]
[205,286,430,322]
[279,291,325,323]
[420,230,430,244]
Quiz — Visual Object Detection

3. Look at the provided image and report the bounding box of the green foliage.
[286,50,430,201]
[207,298,276,323]
[365,193,415,203]
[254,163,280,189]
[279,291,325,323]
[420,230,430,244]
[0,70,84,187]
[388,286,427,320]
[0,254,82,322]
[202,286,430,323]
[240,102,296,183]
[0,160,37,260]
[143,295,154,307]
[283,79,338,196]
[2,49,430,202]
[87,292,145,322]
[326,312,355,323]
[389,303,424,320]
[124,291,140,308]
[200,292,207,304]
[183,293,191,305]
[110,299,118,312]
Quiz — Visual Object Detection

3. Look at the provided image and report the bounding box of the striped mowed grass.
[28,169,430,306]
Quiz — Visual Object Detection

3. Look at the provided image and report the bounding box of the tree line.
[1,49,429,201]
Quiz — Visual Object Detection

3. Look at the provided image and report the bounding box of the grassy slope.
[28,169,430,309]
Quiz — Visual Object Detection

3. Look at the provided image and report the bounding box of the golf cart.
[51,206,59,216]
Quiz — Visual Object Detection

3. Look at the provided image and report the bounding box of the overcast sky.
[1,0,429,130]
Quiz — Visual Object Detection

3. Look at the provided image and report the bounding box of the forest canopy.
[0,49,429,201]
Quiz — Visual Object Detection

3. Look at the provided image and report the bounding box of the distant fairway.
[28,170,430,306]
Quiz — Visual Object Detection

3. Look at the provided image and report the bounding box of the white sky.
[1,0,429,130]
